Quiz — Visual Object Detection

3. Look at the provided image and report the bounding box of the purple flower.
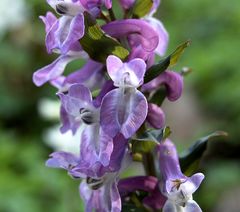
[46,136,130,212]
[46,151,85,178]
[146,103,165,129]
[79,152,131,212]
[144,16,168,56]
[142,71,184,101]
[58,83,128,170]
[33,54,85,87]
[58,83,99,134]
[118,176,166,210]
[40,11,85,55]
[100,55,148,139]
[79,175,121,212]
[102,19,159,61]
[157,139,204,212]
[117,0,168,56]
[144,0,168,56]
[33,11,88,87]
[46,132,128,176]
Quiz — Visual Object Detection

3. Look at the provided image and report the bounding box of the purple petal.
[106,55,124,83]
[79,125,99,167]
[150,0,161,15]
[78,0,101,16]
[157,139,184,183]
[120,90,148,138]
[146,103,165,129]
[48,0,85,16]
[100,89,148,138]
[162,200,177,212]
[68,83,92,103]
[79,126,114,169]
[104,0,112,9]
[33,55,77,86]
[187,173,205,194]
[59,105,80,134]
[50,75,66,89]
[64,60,104,88]
[79,181,93,212]
[100,89,121,138]
[99,130,114,167]
[118,176,166,211]
[142,71,184,101]
[145,17,168,56]
[126,58,146,85]
[102,19,159,52]
[40,12,59,54]
[128,44,153,62]
[185,200,202,212]
[39,12,57,34]
[80,179,121,212]
[93,80,115,108]
[79,181,103,212]
[107,133,128,172]
[58,84,93,117]
[46,151,79,170]
[143,183,166,210]
[110,181,122,212]
[106,55,146,87]
[60,13,85,54]
[118,176,158,196]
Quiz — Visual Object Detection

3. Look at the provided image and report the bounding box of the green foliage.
[144,41,190,83]
[179,131,228,176]
[132,0,153,18]
[80,12,129,63]
[131,127,171,154]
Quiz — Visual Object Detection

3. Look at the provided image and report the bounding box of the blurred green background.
[0,0,239,211]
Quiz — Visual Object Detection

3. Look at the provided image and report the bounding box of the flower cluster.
[33,0,205,211]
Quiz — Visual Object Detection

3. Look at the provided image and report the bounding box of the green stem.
[142,152,157,177]
[99,12,110,23]
[108,8,116,21]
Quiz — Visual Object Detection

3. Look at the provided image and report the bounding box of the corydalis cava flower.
[157,139,204,212]
[100,55,148,139]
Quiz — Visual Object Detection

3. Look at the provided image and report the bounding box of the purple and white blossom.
[58,83,98,134]
[157,139,204,212]
[100,55,148,139]
[79,151,131,212]
[46,134,130,211]
[58,83,128,170]
[33,10,87,86]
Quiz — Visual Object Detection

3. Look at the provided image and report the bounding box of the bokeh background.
[0,0,239,211]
